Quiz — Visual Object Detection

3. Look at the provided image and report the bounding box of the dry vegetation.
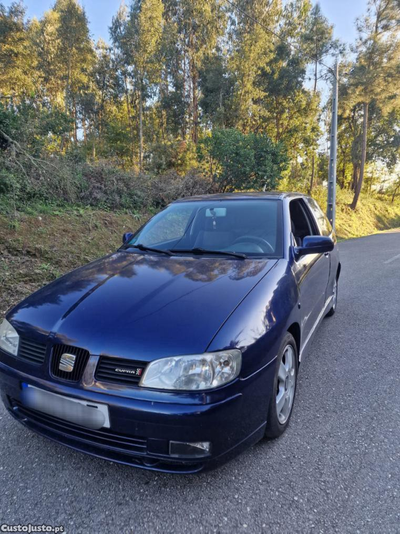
[0,209,147,316]
[1,191,399,318]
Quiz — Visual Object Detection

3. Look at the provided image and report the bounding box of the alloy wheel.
[276,344,296,425]
[332,279,337,311]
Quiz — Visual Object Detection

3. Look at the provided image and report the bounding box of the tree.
[0,2,37,100]
[56,0,94,143]
[390,178,400,203]
[229,0,281,132]
[254,1,321,190]
[178,0,226,144]
[157,0,187,140]
[349,0,400,210]
[368,105,400,172]
[111,0,164,171]
[110,4,137,163]
[32,9,61,107]
[83,39,119,158]
[199,49,235,129]
[303,3,341,94]
[302,2,342,192]
[199,128,288,192]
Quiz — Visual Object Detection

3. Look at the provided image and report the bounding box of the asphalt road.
[1,231,400,533]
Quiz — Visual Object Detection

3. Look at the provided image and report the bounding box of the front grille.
[11,400,148,455]
[96,357,147,386]
[18,338,47,365]
[51,344,90,382]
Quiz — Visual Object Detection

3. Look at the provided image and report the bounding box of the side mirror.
[122,232,134,245]
[294,235,334,258]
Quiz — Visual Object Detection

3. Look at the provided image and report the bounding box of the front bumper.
[0,358,273,473]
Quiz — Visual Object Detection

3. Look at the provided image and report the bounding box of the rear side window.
[289,199,318,247]
[307,198,332,237]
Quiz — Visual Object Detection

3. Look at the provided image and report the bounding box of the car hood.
[8,252,277,360]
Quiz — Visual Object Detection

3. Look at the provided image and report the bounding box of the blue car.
[0,192,340,473]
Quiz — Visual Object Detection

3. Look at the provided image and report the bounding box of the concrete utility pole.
[327,61,339,229]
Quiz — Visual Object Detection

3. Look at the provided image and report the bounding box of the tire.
[265,333,298,439]
[325,277,338,317]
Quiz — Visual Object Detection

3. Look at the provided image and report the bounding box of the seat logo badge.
[59,353,77,373]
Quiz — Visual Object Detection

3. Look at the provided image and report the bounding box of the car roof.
[172,191,309,202]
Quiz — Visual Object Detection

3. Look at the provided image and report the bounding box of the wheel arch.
[287,322,301,360]
[337,262,341,280]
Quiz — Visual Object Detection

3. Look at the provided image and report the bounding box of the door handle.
[324,252,330,257]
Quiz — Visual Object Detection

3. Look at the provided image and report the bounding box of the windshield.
[127,200,283,258]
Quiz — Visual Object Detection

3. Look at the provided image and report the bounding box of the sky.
[4,0,367,46]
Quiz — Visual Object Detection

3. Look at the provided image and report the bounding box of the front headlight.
[0,319,19,356]
[139,349,242,391]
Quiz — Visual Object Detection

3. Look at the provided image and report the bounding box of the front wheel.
[265,333,298,439]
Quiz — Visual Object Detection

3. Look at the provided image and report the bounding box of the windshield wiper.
[172,247,247,259]
[121,243,174,256]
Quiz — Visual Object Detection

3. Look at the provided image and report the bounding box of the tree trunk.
[73,99,78,144]
[309,53,318,194]
[192,68,198,144]
[313,57,318,93]
[338,160,346,189]
[66,58,71,144]
[181,50,187,139]
[82,118,87,144]
[138,84,143,172]
[309,154,316,194]
[188,28,198,144]
[350,163,358,192]
[219,87,224,128]
[351,102,369,210]
[392,183,400,203]
[123,76,135,165]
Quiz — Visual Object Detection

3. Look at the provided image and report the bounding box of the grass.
[0,207,148,316]
[311,188,400,239]
[1,191,399,317]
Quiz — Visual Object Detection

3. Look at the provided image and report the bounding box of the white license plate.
[21,384,110,430]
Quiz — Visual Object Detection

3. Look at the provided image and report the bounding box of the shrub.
[199,128,288,192]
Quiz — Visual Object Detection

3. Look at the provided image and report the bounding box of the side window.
[289,199,317,246]
[307,198,332,237]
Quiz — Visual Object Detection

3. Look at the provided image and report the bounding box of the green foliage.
[302,3,342,91]
[199,129,288,192]
[0,1,37,98]
[341,0,400,208]
[0,0,399,214]
[0,101,71,152]
[199,51,235,129]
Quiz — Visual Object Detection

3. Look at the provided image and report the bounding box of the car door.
[305,197,338,300]
[290,198,330,348]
